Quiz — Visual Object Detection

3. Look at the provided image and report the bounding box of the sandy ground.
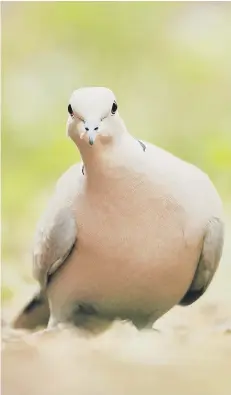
[2,224,231,395]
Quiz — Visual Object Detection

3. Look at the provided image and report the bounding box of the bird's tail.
[12,291,50,330]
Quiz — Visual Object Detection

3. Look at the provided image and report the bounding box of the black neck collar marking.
[81,139,146,176]
[138,139,147,152]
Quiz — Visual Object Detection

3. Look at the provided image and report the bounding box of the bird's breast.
[74,172,195,267]
[49,168,203,320]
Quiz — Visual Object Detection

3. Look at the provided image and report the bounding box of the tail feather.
[12,291,50,330]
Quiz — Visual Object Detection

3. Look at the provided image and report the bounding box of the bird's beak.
[80,120,100,146]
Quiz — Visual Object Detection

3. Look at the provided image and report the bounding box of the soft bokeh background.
[2,2,231,322]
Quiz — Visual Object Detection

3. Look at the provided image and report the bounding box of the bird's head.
[66,87,121,146]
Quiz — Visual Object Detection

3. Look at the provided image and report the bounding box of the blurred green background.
[2,2,231,309]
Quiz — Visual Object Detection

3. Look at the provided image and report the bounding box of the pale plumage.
[13,87,224,331]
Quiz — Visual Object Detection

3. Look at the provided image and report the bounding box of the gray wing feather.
[33,164,82,289]
[179,217,224,306]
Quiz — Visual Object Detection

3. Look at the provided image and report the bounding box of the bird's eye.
[111,101,118,115]
[68,104,74,117]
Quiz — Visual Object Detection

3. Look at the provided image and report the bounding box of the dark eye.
[111,101,118,115]
[68,104,74,117]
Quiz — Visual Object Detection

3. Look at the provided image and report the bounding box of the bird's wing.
[33,164,82,289]
[179,217,224,306]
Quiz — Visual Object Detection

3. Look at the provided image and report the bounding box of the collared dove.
[13,87,224,331]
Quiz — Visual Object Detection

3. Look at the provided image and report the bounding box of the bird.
[13,86,224,331]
